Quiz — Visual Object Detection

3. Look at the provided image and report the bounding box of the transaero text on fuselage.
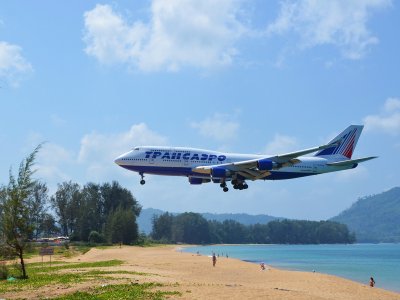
[145,151,227,161]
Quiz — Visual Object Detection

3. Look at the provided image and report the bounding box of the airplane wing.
[193,142,339,180]
[326,156,377,167]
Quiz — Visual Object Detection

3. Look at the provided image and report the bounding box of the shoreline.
[181,243,400,294]
[7,245,399,299]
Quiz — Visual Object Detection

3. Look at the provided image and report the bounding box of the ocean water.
[184,244,400,293]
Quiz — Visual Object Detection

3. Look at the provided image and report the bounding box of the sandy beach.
[5,245,400,299]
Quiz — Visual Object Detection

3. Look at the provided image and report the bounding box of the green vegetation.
[331,187,400,242]
[54,283,181,300]
[0,144,42,278]
[51,181,141,244]
[152,212,355,244]
[0,259,178,299]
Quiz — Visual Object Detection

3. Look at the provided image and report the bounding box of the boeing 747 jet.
[114,125,376,192]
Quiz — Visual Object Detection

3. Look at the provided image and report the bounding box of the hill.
[331,187,400,242]
[137,208,279,234]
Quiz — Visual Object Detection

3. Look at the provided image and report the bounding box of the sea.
[184,243,400,293]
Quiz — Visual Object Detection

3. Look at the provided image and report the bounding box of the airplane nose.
[114,155,124,165]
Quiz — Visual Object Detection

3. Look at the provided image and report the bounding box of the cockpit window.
[134,147,139,151]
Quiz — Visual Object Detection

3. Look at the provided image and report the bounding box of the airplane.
[114,125,377,192]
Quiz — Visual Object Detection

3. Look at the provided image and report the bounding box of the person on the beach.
[369,277,375,287]
[212,253,217,267]
[260,262,265,270]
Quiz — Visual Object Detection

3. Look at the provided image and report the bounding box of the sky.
[1,0,399,220]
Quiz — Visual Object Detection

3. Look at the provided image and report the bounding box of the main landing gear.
[139,173,145,185]
[220,179,248,192]
[231,179,248,190]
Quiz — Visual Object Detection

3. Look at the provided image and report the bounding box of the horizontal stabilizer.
[327,156,377,167]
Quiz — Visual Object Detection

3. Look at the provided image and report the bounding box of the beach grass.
[0,258,177,299]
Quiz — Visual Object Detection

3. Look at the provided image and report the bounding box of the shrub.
[0,263,8,280]
[88,231,105,244]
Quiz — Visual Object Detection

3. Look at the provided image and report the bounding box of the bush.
[0,263,8,280]
[88,231,105,244]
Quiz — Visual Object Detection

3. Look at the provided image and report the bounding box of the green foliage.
[331,187,400,242]
[0,144,43,279]
[151,212,354,244]
[152,212,211,244]
[106,207,139,244]
[0,263,8,280]
[88,231,105,244]
[51,181,141,244]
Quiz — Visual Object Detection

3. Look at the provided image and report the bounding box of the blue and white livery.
[114,125,376,192]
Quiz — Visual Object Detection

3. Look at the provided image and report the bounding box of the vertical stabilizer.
[315,125,364,159]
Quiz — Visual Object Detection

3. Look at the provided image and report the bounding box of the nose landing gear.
[139,173,145,185]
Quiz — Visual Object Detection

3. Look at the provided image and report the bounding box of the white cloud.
[364,98,400,135]
[78,123,168,180]
[267,0,391,59]
[0,41,32,86]
[264,134,298,154]
[36,143,73,183]
[83,1,246,71]
[190,113,240,142]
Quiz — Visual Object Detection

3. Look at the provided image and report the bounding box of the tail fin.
[315,125,364,159]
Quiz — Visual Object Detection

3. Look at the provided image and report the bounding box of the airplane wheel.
[243,184,248,189]
[223,187,229,192]
[220,183,226,188]
[140,179,145,185]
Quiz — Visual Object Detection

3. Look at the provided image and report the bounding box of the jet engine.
[211,167,227,178]
[257,159,275,170]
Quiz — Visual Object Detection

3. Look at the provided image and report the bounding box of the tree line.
[0,146,141,278]
[151,212,356,244]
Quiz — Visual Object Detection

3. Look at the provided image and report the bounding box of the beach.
[5,245,400,299]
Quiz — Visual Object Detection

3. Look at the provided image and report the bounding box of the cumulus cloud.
[264,134,298,154]
[83,1,246,71]
[364,98,400,135]
[78,123,168,179]
[190,113,240,142]
[267,0,391,59]
[0,41,32,86]
[36,143,73,183]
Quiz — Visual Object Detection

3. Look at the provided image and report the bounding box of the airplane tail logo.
[315,125,364,159]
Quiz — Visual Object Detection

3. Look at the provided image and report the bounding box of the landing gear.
[220,180,229,192]
[139,173,145,185]
[232,180,248,190]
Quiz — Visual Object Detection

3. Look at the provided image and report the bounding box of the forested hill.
[137,208,279,234]
[331,187,400,242]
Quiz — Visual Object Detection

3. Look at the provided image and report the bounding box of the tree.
[106,207,138,244]
[172,213,210,244]
[51,181,81,237]
[39,213,59,237]
[151,212,173,241]
[27,182,49,239]
[0,145,41,278]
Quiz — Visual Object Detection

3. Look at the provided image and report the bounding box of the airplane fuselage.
[115,146,356,181]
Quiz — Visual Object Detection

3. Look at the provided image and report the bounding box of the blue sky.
[1,0,399,220]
